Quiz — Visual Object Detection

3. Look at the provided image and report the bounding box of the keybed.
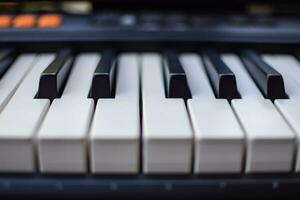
[0,50,300,174]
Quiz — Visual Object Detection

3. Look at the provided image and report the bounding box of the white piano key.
[0,54,37,112]
[275,100,300,172]
[0,54,54,172]
[142,53,193,174]
[223,54,295,173]
[90,54,140,173]
[114,54,139,101]
[263,55,300,172]
[181,54,244,173]
[37,54,100,173]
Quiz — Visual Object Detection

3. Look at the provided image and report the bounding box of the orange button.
[38,14,62,28]
[0,15,12,28]
[13,15,36,28]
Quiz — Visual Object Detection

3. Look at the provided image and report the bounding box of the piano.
[1,0,300,199]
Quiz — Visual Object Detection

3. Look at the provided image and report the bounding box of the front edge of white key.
[143,99,193,174]
[232,99,295,173]
[188,99,244,173]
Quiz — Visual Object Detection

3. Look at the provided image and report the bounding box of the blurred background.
[1,0,300,15]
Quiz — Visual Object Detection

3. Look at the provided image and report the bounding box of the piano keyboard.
[1,49,300,175]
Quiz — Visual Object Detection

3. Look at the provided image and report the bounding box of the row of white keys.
[90,54,140,173]
[223,54,295,173]
[0,54,37,112]
[37,54,100,173]
[263,55,300,172]
[180,54,244,173]
[141,54,193,174]
[0,54,55,172]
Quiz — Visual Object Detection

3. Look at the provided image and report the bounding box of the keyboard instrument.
[2,0,300,199]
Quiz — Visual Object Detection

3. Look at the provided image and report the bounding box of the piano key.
[89,50,116,99]
[263,55,300,172]
[90,54,140,173]
[37,49,73,99]
[37,53,100,173]
[180,54,244,173]
[0,54,36,112]
[223,54,295,173]
[263,55,300,98]
[0,49,16,78]
[180,54,215,99]
[264,54,300,88]
[142,53,193,174]
[240,50,287,100]
[202,50,240,100]
[163,50,191,100]
[0,54,54,172]
[294,50,300,65]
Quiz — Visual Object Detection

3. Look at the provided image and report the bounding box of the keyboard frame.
[0,174,300,199]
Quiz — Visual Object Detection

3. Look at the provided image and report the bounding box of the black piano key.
[89,50,116,99]
[0,49,16,78]
[294,51,300,63]
[240,50,287,100]
[37,49,73,99]
[164,50,191,100]
[202,50,240,100]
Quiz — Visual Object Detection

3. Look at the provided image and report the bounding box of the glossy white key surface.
[142,53,192,174]
[90,54,140,173]
[223,54,295,173]
[264,55,300,172]
[181,54,244,173]
[0,54,54,172]
[37,54,99,173]
[0,54,37,112]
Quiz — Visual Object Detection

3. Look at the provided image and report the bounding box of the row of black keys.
[0,48,291,101]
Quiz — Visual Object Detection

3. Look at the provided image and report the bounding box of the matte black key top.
[37,49,73,99]
[241,50,287,100]
[89,50,116,99]
[202,50,240,100]
[0,49,16,78]
[164,50,191,100]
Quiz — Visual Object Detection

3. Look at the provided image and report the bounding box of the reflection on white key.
[37,54,100,173]
[142,54,192,174]
[223,54,295,173]
[90,54,140,173]
[0,54,37,112]
[263,55,300,172]
[0,54,54,172]
[181,54,244,173]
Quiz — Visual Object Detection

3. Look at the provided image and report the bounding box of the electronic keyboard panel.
[1,49,300,198]
[2,13,300,45]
